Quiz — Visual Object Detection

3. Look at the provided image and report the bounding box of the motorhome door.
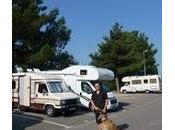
[78,81,93,107]
[19,76,30,107]
[33,82,49,110]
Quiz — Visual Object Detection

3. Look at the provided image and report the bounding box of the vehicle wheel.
[45,105,56,117]
[123,90,127,94]
[145,90,149,94]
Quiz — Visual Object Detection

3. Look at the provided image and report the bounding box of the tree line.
[13,0,77,72]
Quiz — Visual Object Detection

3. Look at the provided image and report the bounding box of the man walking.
[91,81,108,124]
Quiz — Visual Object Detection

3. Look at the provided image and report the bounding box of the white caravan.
[41,65,118,110]
[120,75,162,93]
[12,72,79,117]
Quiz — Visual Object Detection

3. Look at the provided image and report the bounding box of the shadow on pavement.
[117,123,129,130]
[63,107,91,117]
[17,107,91,117]
[117,102,130,111]
[13,112,43,130]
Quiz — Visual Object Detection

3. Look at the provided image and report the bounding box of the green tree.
[89,23,158,90]
[42,51,78,70]
[12,0,76,71]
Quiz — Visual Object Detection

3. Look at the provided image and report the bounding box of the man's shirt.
[91,90,108,109]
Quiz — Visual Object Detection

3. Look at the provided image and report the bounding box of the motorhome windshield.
[90,81,111,92]
[47,82,70,93]
[101,84,110,92]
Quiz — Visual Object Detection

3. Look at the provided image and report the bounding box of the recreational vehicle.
[12,72,79,117]
[41,65,118,110]
[120,75,162,93]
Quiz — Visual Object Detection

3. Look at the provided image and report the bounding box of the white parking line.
[70,120,95,129]
[13,113,71,129]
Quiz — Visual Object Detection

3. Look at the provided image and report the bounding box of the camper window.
[132,80,141,85]
[81,82,93,94]
[150,79,157,84]
[38,84,48,93]
[143,79,148,84]
[80,70,87,75]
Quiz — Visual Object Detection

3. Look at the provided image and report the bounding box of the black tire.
[123,90,127,94]
[45,105,56,117]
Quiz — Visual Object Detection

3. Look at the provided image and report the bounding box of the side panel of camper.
[19,76,31,107]
[121,75,162,93]
[149,78,161,91]
[12,78,19,108]
[77,81,92,108]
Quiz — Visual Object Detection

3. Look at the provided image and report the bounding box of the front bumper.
[107,98,118,110]
[61,104,78,112]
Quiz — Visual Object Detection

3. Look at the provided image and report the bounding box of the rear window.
[132,80,141,84]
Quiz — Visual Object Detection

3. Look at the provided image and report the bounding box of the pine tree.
[13,0,77,71]
[90,23,158,90]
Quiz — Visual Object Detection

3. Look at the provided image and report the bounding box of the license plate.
[69,107,76,111]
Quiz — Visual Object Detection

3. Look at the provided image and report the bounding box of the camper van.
[120,75,162,93]
[12,72,79,117]
[41,65,118,110]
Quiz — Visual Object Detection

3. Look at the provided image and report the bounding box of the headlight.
[55,100,61,106]
[61,100,66,105]
[110,98,117,104]
[77,98,80,102]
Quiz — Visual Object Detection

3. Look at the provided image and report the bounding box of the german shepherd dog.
[95,108,120,130]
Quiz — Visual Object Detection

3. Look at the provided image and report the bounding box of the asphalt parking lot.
[12,93,162,130]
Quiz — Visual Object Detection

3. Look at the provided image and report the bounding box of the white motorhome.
[41,65,118,110]
[120,75,162,93]
[12,72,79,117]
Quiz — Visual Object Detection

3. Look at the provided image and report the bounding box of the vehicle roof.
[12,72,63,81]
[41,65,115,81]
[122,75,161,82]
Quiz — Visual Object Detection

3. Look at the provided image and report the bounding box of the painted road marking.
[13,113,71,129]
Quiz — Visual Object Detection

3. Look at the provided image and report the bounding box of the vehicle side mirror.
[43,92,48,96]
[42,89,48,95]
[68,86,71,90]
[68,86,74,92]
